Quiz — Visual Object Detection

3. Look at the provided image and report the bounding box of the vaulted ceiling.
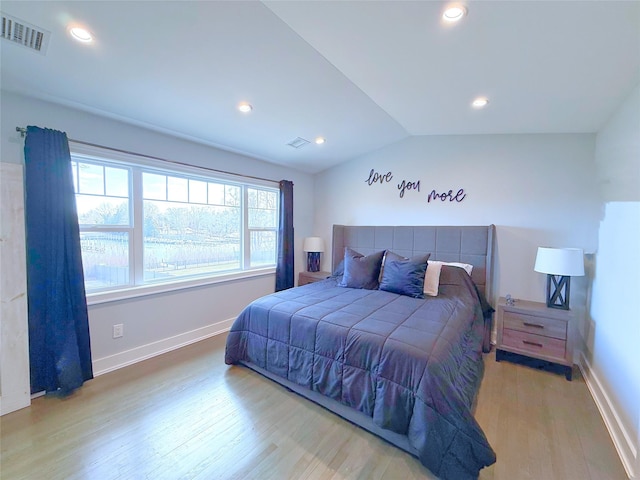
[1,1,638,173]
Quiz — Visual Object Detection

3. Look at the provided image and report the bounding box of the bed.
[225,225,497,479]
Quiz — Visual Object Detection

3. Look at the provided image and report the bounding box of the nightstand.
[298,271,331,286]
[496,297,574,380]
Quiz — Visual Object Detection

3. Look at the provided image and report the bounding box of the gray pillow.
[338,247,385,290]
[379,251,430,298]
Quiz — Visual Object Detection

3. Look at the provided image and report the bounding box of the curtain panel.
[275,180,294,291]
[24,126,93,395]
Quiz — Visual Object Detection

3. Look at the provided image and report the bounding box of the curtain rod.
[15,126,283,185]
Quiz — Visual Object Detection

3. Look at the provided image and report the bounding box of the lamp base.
[546,274,570,310]
[307,252,320,272]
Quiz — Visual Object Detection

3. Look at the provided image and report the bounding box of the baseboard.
[0,393,31,416]
[92,318,234,376]
[578,351,637,479]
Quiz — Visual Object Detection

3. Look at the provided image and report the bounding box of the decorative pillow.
[380,250,418,282]
[379,252,430,298]
[338,248,385,290]
[423,260,474,296]
[423,261,443,297]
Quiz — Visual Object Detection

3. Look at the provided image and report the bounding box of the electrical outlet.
[113,324,124,339]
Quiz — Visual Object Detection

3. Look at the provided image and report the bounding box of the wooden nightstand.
[496,297,574,380]
[298,271,331,286]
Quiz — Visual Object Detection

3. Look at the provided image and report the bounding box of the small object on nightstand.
[298,271,331,286]
[495,296,574,380]
[505,294,515,306]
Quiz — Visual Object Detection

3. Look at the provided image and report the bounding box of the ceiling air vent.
[1,13,50,55]
[286,137,310,149]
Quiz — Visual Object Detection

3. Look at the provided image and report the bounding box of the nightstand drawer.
[503,311,567,340]
[502,328,566,359]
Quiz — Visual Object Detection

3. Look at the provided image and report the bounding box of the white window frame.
[71,143,279,305]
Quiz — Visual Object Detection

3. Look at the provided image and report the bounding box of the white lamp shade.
[534,247,585,276]
[303,237,325,253]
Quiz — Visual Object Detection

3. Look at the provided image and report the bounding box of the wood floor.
[1,333,627,480]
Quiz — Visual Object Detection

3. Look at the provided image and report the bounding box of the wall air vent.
[1,13,50,55]
[286,137,310,149]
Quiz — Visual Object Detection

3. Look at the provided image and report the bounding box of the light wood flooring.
[1,333,627,480]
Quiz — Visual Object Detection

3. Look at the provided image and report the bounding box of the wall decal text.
[398,179,421,198]
[365,169,393,186]
[365,169,466,203]
[427,189,466,203]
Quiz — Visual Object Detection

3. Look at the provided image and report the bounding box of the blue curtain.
[24,126,93,395]
[275,180,294,291]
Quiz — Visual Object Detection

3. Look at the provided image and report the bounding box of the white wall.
[314,133,600,306]
[589,83,640,478]
[0,91,315,377]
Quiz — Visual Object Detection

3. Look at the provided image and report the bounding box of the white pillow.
[423,261,442,296]
[423,261,474,297]
[443,261,473,276]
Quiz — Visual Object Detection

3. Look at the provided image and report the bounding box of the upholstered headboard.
[332,225,495,301]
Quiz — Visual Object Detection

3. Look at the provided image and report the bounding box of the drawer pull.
[522,340,543,348]
[523,322,544,329]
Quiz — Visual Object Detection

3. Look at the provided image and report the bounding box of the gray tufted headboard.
[332,225,495,301]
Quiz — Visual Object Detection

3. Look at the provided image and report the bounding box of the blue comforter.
[225,266,496,479]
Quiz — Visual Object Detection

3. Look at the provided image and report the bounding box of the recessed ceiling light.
[443,4,467,22]
[472,97,489,108]
[314,137,326,145]
[238,102,253,113]
[69,27,93,43]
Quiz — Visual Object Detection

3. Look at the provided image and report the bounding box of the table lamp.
[303,237,324,272]
[534,247,585,310]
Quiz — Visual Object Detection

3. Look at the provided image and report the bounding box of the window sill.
[86,267,276,306]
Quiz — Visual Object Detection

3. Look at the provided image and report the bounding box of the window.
[71,151,279,295]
